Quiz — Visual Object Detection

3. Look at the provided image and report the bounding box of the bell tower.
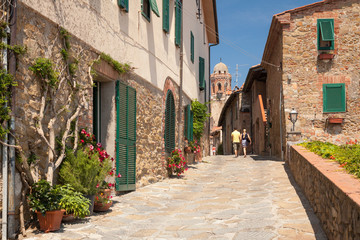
[210,62,232,101]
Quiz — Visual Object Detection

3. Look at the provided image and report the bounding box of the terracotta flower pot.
[36,209,65,233]
[94,201,113,212]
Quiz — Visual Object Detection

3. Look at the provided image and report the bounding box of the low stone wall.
[289,145,360,240]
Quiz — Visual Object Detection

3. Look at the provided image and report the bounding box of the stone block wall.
[289,145,360,239]
[282,0,360,144]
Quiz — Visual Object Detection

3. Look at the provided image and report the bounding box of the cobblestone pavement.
[25,155,327,240]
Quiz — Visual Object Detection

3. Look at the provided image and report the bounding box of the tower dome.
[213,62,229,74]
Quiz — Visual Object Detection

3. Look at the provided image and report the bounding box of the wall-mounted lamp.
[289,108,298,131]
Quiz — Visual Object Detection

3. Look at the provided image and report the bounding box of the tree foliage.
[191,99,210,140]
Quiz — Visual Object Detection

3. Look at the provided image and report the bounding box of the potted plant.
[59,184,91,222]
[166,149,188,177]
[93,180,116,212]
[59,130,112,215]
[28,180,65,233]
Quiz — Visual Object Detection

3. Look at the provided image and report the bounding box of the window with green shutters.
[184,104,194,142]
[323,83,346,113]
[317,19,334,50]
[190,31,194,63]
[199,57,205,90]
[163,0,169,32]
[165,90,176,153]
[142,0,160,21]
[115,81,137,191]
[118,0,129,12]
[175,0,182,46]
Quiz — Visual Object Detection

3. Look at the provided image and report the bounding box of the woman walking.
[241,129,252,158]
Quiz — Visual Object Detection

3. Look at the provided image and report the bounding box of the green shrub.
[59,184,90,218]
[59,148,112,195]
[299,141,360,178]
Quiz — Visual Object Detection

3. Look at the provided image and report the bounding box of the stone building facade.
[218,89,252,155]
[1,0,218,236]
[262,0,360,160]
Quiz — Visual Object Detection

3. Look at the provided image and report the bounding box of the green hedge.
[299,141,360,178]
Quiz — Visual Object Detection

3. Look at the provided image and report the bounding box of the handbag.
[245,134,250,143]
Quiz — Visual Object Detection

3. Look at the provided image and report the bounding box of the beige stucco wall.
[19,0,210,101]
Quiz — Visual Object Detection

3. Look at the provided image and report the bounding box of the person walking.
[241,129,252,158]
[231,128,241,157]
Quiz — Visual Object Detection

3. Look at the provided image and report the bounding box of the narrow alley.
[25,155,327,240]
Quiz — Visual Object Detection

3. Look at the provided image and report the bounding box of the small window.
[142,0,151,21]
[317,19,335,50]
[118,0,129,12]
[212,83,215,93]
[190,31,194,63]
[218,83,222,92]
[323,83,346,113]
[224,82,228,90]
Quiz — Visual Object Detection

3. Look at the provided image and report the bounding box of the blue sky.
[210,0,319,88]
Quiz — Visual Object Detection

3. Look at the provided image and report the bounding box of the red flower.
[80,139,84,143]
[96,184,99,188]
[108,183,112,187]
[117,173,122,178]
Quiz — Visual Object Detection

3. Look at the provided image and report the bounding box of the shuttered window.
[165,90,176,153]
[163,0,169,32]
[199,57,205,90]
[118,0,129,12]
[318,19,334,50]
[190,31,194,63]
[184,104,194,142]
[116,81,137,191]
[142,0,151,21]
[175,0,182,46]
[323,83,346,113]
[150,0,160,17]
[93,82,101,143]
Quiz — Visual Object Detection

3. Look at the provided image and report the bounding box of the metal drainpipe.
[178,1,183,149]
[209,43,218,156]
[8,0,17,237]
[1,25,10,240]
[280,79,284,161]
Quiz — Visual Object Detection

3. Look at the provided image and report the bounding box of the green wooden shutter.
[163,0,169,32]
[199,57,205,90]
[175,0,182,46]
[191,31,194,63]
[118,0,129,12]
[317,19,334,50]
[323,83,346,113]
[116,81,137,191]
[165,90,176,152]
[184,105,189,139]
[150,0,160,17]
[184,104,192,141]
[93,82,101,142]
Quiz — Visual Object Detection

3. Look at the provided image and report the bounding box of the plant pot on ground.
[59,184,91,221]
[28,180,65,232]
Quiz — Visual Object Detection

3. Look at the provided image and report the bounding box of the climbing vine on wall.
[191,99,210,140]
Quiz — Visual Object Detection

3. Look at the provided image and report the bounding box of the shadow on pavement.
[283,163,328,240]
[250,155,283,162]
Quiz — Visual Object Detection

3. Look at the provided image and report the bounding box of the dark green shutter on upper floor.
[165,90,176,153]
[175,0,182,46]
[317,19,334,50]
[116,81,137,191]
[163,0,169,32]
[191,31,194,63]
[118,0,129,12]
[323,83,346,113]
[199,57,205,90]
[150,0,160,17]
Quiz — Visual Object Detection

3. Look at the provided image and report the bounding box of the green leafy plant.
[28,180,63,215]
[100,52,131,74]
[166,149,188,177]
[29,58,59,88]
[191,99,210,140]
[59,185,90,218]
[59,148,111,195]
[299,140,360,178]
[0,69,17,139]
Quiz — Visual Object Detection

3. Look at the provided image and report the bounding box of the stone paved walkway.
[25,155,327,240]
